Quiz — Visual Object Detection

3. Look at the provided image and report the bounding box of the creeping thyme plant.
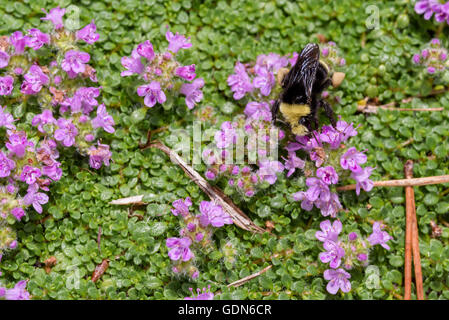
[1,0,449,301]
[0,6,114,298]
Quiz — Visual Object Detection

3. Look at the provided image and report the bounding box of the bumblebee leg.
[321,100,336,128]
[271,99,280,123]
[309,99,320,130]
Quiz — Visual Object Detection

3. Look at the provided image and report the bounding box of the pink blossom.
[76,20,100,44]
[137,81,166,108]
[165,29,192,53]
[41,6,66,29]
[180,78,204,109]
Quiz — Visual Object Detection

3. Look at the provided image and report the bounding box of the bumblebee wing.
[282,43,320,102]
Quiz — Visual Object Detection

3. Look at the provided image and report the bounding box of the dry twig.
[227,265,272,288]
[356,97,444,114]
[405,161,424,300]
[337,175,449,191]
[403,161,414,300]
[110,141,266,234]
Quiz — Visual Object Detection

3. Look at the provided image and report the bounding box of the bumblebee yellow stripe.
[319,60,330,73]
[279,103,311,124]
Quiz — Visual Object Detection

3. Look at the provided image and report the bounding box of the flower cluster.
[412,38,448,75]
[0,6,114,169]
[166,197,233,279]
[202,53,297,198]
[121,29,204,110]
[415,1,449,25]
[203,112,285,198]
[0,108,65,256]
[316,220,392,294]
[291,118,374,217]
[227,52,291,101]
[184,285,214,300]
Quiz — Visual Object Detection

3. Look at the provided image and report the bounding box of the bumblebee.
[272,43,336,136]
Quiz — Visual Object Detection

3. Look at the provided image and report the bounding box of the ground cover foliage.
[0,0,449,300]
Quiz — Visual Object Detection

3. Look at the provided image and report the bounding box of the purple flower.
[315,220,342,242]
[0,107,15,130]
[166,237,194,261]
[227,62,253,100]
[205,170,216,180]
[289,52,299,66]
[316,166,339,185]
[92,104,115,133]
[305,177,331,203]
[42,162,62,181]
[88,142,111,169]
[283,152,305,177]
[165,30,192,53]
[0,150,15,177]
[9,240,18,249]
[348,232,358,241]
[20,166,42,185]
[180,78,204,109]
[121,49,144,77]
[41,6,66,29]
[61,50,90,78]
[244,101,272,122]
[413,54,421,64]
[253,65,275,96]
[293,191,314,211]
[184,286,214,300]
[137,81,166,108]
[340,147,367,173]
[434,2,449,22]
[10,31,27,54]
[2,280,30,300]
[171,197,192,217]
[323,269,351,295]
[54,118,78,147]
[257,160,284,185]
[0,75,14,96]
[70,87,100,114]
[26,28,50,50]
[6,131,31,158]
[23,184,49,214]
[256,53,289,72]
[214,121,237,148]
[32,110,55,133]
[317,192,342,218]
[351,166,374,195]
[319,125,344,149]
[335,119,358,141]
[11,207,25,221]
[175,64,196,81]
[415,0,436,20]
[319,241,345,269]
[136,40,155,60]
[20,65,50,94]
[199,201,233,228]
[76,20,100,44]
[368,222,393,250]
[0,51,10,69]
